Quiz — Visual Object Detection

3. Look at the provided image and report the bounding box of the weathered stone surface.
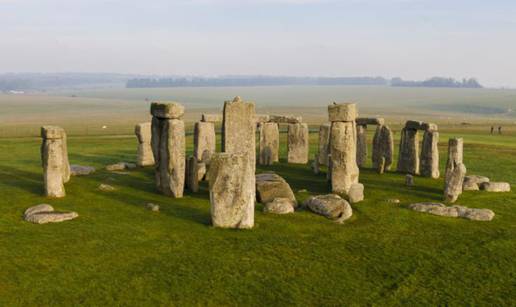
[405,120,425,130]
[135,122,155,167]
[150,102,184,119]
[254,114,270,123]
[269,115,302,124]
[311,154,320,175]
[263,198,295,214]
[372,125,394,173]
[356,125,367,168]
[256,173,297,207]
[328,103,357,122]
[348,183,364,203]
[24,204,78,224]
[422,122,438,132]
[201,113,222,123]
[186,156,200,192]
[463,175,489,191]
[409,202,494,221]
[194,121,216,162]
[480,182,511,192]
[146,203,160,212]
[287,123,309,164]
[318,123,331,165]
[356,117,385,126]
[259,122,279,165]
[329,121,359,195]
[420,130,440,179]
[41,126,68,198]
[99,183,116,192]
[444,138,466,203]
[397,128,419,175]
[406,174,414,186]
[304,194,353,223]
[157,119,185,197]
[70,165,95,176]
[209,153,255,229]
[197,162,207,181]
[61,133,70,183]
[106,162,128,171]
[222,96,256,172]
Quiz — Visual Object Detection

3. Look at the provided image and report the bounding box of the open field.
[1,86,516,137]
[0,129,515,305]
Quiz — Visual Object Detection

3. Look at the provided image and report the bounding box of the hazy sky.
[1,0,516,87]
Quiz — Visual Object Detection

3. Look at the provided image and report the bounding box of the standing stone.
[356,125,367,168]
[135,122,155,167]
[420,131,440,179]
[444,138,466,203]
[222,96,256,171]
[151,102,186,198]
[329,121,359,195]
[41,126,69,198]
[397,128,420,175]
[372,125,394,173]
[186,156,199,193]
[259,122,279,165]
[209,153,254,229]
[287,123,309,164]
[61,132,70,183]
[406,174,415,186]
[193,121,216,163]
[318,123,331,165]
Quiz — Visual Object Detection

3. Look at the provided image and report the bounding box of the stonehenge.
[328,103,360,196]
[135,122,155,167]
[397,120,439,178]
[150,102,186,198]
[259,122,279,165]
[41,126,70,198]
[354,117,393,173]
[287,123,309,164]
[303,194,353,224]
[444,138,466,203]
[318,123,331,166]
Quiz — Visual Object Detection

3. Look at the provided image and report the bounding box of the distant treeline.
[391,77,482,88]
[126,76,388,88]
[126,76,483,89]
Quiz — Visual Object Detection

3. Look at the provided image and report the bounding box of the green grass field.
[0,129,515,306]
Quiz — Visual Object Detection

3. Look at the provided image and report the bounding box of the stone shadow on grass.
[0,165,43,195]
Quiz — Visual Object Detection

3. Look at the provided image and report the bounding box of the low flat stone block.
[480,182,511,192]
[328,103,357,122]
[304,194,353,223]
[256,173,297,207]
[263,198,295,214]
[150,102,185,119]
[70,165,95,176]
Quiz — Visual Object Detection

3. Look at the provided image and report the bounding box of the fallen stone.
[70,165,96,176]
[106,162,130,171]
[98,183,116,192]
[24,204,78,224]
[145,203,160,212]
[268,115,302,124]
[150,102,185,119]
[263,198,295,214]
[409,202,494,221]
[480,182,511,192]
[256,173,297,207]
[304,194,353,223]
[328,103,357,122]
[348,183,364,203]
[463,175,490,191]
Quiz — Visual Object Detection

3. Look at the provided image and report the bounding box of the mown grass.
[0,129,514,306]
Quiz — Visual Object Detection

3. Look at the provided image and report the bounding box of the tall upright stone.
[328,103,359,195]
[318,123,331,165]
[444,138,466,203]
[372,125,394,173]
[222,96,256,171]
[420,130,440,178]
[151,102,186,198]
[209,153,254,229]
[259,122,279,165]
[356,124,367,168]
[41,126,69,198]
[135,122,155,167]
[194,121,216,163]
[397,127,420,175]
[287,123,309,164]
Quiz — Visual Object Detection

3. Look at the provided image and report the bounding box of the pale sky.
[1,0,516,87]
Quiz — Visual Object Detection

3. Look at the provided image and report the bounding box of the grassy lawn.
[0,129,515,306]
